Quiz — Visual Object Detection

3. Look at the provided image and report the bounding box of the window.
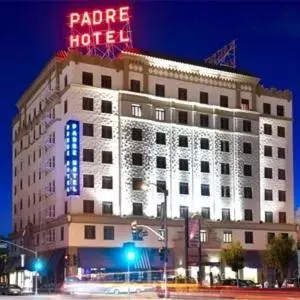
[83,149,94,162]
[83,123,94,136]
[221,186,230,198]
[278,147,285,159]
[156,132,166,144]
[220,117,229,130]
[133,203,143,216]
[278,169,286,180]
[82,97,94,111]
[267,232,275,244]
[220,95,228,107]
[243,164,252,176]
[223,231,232,243]
[83,174,94,188]
[279,212,286,224]
[221,163,230,175]
[179,159,189,171]
[131,80,140,92]
[64,75,68,88]
[156,156,166,169]
[220,140,229,152]
[264,146,272,157]
[201,161,210,173]
[132,104,142,117]
[265,189,273,201]
[64,100,68,114]
[82,72,93,86]
[264,167,273,179]
[102,151,113,164]
[132,128,142,141]
[156,181,166,193]
[199,114,209,127]
[60,227,64,241]
[278,190,286,202]
[243,120,252,132]
[200,138,209,150]
[101,100,112,113]
[277,105,284,117]
[101,75,112,89]
[102,126,112,139]
[265,211,273,223]
[180,206,189,218]
[156,108,165,121]
[84,225,96,239]
[263,103,271,114]
[264,124,272,135]
[132,153,143,166]
[241,98,249,110]
[201,207,210,219]
[243,142,252,154]
[132,178,143,190]
[244,187,253,199]
[64,201,68,214]
[179,135,188,147]
[83,200,94,213]
[155,84,165,97]
[157,205,162,218]
[102,176,113,189]
[200,91,208,104]
[277,126,285,137]
[179,182,189,194]
[178,111,188,124]
[201,184,210,196]
[178,88,187,100]
[222,208,231,221]
[104,226,114,240]
[103,202,113,215]
[200,231,207,242]
[245,231,253,244]
[281,233,289,239]
[244,209,253,221]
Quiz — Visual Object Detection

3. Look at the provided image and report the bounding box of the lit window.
[156,108,165,121]
[223,231,232,243]
[132,104,141,117]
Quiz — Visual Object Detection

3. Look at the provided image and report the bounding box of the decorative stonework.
[257,85,292,101]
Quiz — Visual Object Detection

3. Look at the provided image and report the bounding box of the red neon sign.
[68,6,131,49]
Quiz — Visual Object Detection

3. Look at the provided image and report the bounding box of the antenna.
[205,40,236,69]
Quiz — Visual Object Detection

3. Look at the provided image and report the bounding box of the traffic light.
[131,221,144,241]
[123,242,138,263]
[64,255,70,267]
[158,247,168,261]
[34,258,43,271]
[73,255,78,266]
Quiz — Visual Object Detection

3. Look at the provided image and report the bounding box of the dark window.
[179,159,189,171]
[64,100,68,114]
[245,231,253,244]
[83,123,94,136]
[82,97,94,111]
[201,184,210,196]
[278,190,286,202]
[64,75,68,88]
[277,126,285,137]
[241,98,250,110]
[264,167,273,179]
[243,120,252,132]
[60,227,64,241]
[104,226,114,240]
[281,233,289,239]
[222,208,231,221]
[156,156,166,169]
[101,75,112,89]
[278,148,286,159]
[179,182,189,194]
[264,124,272,135]
[201,161,210,173]
[155,84,165,97]
[180,206,189,218]
[201,207,210,219]
[279,212,286,224]
[243,142,252,154]
[244,209,253,221]
[244,165,252,176]
[179,135,188,147]
[156,132,166,145]
[265,189,273,201]
[131,80,141,92]
[178,88,187,100]
[82,72,93,86]
[101,100,112,113]
[244,187,253,199]
[132,178,143,190]
[220,140,230,152]
[103,202,113,215]
[132,128,142,141]
[221,186,230,198]
[83,200,94,213]
[220,95,228,107]
[178,111,188,124]
[267,232,275,244]
[220,117,229,130]
[133,203,143,216]
[277,105,284,117]
[201,138,209,150]
[263,103,271,114]
[199,114,209,127]
[156,180,166,193]
[84,225,96,239]
[132,153,143,166]
[265,211,273,223]
[157,205,162,218]
[278,169,286,180]
[221,163,230,175]
[65,201,68,214]
[102,176,113,189]
[200,91,208,104]
[102,126,112,139]
[83,149,94,162]
[83,174,94,188]
[102,151,113,164]
[264,146,272,157]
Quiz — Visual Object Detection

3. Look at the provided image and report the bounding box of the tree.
[220,240,245,284]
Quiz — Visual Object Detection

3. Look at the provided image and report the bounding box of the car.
[221,279,253,288]
[0,283,7,295]
[2,284,22,295]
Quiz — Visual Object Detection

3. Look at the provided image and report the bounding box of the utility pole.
[184,217,189,282]
[163,190,168,298]
[198,218,202,285]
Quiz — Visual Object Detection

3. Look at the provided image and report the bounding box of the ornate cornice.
[257,85,292,102]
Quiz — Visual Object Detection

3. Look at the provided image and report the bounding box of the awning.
[2,257,17,274]
[244,251,262,268]
[48,249,65,270]
[134,248,151,270]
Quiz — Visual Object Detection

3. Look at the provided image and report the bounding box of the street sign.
[158,229,165,241]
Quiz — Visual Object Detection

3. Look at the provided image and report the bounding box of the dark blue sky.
[1,1,300,235]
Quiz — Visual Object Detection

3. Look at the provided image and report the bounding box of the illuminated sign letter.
[81,33,90,46]
[106,8,116,23]
[106,30,115,44]
[93,32,102,45]
[81,11,91,26]
[93,10,103,25]
[70,35,80,48]
[70,12,80,28]
[119,30,130,43]
[119,6,130,22]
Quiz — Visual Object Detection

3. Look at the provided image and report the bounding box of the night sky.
[1,0,300,236]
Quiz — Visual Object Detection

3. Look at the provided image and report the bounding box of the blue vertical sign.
[65,120,80,196]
